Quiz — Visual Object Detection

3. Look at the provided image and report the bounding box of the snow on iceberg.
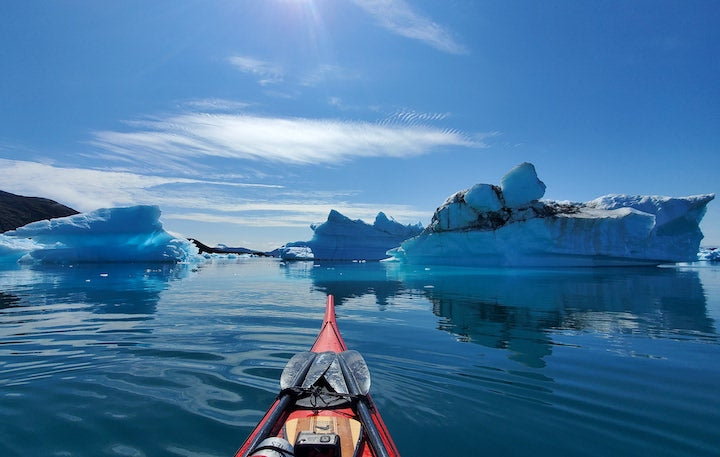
[280,210,423,261]
[0,235,41,262]
[388,162,714,266]
[281,246,315,260]
[1,205,199,264]
[698,247,720,261]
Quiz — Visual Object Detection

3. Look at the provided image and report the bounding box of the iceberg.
[388,162,714,266]
[698,247,720,261]
[280,210,423,261]
[1,205,199,264]
[281,245,315,260]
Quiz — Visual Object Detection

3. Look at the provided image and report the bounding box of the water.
[1,258,719,457]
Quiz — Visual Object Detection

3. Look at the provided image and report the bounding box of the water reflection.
[400,266,714,367]
[0,262,192,315]
[295,261,715,367]
[281,261,404,307]
[0,263,193,380]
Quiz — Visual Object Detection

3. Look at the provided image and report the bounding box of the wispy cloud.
[298,64,359,86]
[164,202,425,228]
[182,98,251,112]
[380,109,450,127]
[0,159,426,235]
[228,56,285,85]
[228,55,358,88]
[351,0,466,54]
[90,112,483,168]
[0,159,280,212]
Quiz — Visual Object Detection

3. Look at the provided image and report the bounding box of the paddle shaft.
[357,399,392,457]
[338,354,392,457]
[239,394,292,457]
[240,353,317,457]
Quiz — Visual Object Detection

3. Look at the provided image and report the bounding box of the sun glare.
[271,0,329,62]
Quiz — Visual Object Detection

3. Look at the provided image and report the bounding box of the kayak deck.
[234,295,400,457]
[284,413,362,456]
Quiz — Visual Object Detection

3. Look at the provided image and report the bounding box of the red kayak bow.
[235,295,400,457]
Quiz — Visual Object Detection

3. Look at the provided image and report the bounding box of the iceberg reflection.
[300,261,714,367]
[0,262,192,315]
[393,265,714,367]
[0,262,195,388]
[284,261,404,307]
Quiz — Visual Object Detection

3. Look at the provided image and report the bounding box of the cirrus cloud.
[228,56,285,85]
[0,158,281,212]
[351,0,467,54]
[0,159,427,240]
[90,112,484,167]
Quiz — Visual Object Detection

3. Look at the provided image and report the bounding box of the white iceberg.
[698,247,720,261]
[280,210,423,261]
[280,246,315,260]
[500,162,546,207]
[1,205,199,264]
[388,162,714,266]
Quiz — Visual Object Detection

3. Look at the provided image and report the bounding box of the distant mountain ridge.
[0,190,79,233]
[188,238,273,256]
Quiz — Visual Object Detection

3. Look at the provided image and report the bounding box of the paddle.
[242,352,317,457]
[300,351,336,389]
[286,350,389,457]
[247,350,389,457]
[339,350,371,395]
[283,350,370,397]
[280,351,317,390]
[336,351,391,457]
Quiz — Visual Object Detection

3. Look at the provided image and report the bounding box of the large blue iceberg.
[280,210,423,261]
[1,205,199,264]
[388,163,714,266]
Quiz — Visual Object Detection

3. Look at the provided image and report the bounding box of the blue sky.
[2,0,718,250]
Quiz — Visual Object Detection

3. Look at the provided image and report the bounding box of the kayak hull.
[234,295,400,457]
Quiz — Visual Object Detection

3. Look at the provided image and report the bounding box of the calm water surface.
[1,258,719,456]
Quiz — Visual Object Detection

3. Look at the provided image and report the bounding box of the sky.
[1,0,719,250]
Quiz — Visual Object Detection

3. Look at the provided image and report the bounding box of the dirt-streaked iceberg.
[280,210,423,261]
[388,163,714,266]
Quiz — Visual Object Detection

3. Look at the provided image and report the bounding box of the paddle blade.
[280,352,316,390]
[340,350,371,395]
[324,358,350,394]
[301,351,335,389]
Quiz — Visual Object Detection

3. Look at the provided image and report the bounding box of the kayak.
[234,295,400,457]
